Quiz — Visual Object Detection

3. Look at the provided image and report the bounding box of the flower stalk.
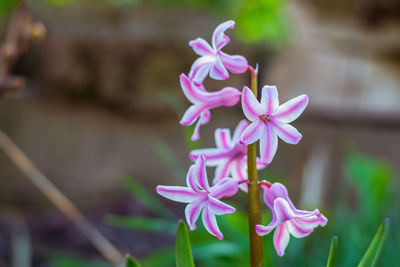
[247,66,265,267]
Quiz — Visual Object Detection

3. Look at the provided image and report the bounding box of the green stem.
[247,66,265,267]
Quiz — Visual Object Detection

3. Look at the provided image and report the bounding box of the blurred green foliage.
[0,0,18,15]
[175,221,195,267]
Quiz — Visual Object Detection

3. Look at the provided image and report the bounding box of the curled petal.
[185,197,207,230]
[180,74,207,104]
[202,205,224,239]
[256,157,267,169]
[210,56,229,80]
[180,104,206,126]
[259,124,278,164]
[156,185,197,203]
[195,155,210,191]
[273,198,296,223]
[241,86,264,121]
[186,165,200,193]
[210,177,239,199]
[256,223,276,236]
[271,121,302,145]
[212,87,241,107]
[294,211,328,227]
[219,51,248,74]
[286,219,314,238]
[208,197,236,215]
[273,223,290,256]
[215,128,232,149]
[262,182,292,210]
[240,119,264,145]
[189,37,215,56]
[189,56,215,85]
[260,85,279,114]
[232,119,249,143]
[191,111,210,141]
[272,94,309,123]
[212,20,234,51]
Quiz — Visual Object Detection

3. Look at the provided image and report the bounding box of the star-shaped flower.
[156,154,238,239]
[188,20,248,85]
[256,182,327,256]
[240,85,309,164]
[179,73,241,141]
[190,120,266,191]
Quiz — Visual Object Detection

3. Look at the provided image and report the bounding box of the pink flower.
[255,183,327,256]
[179,73,241,141]
[240,85,309,164]
[188,20,248,85]
[156,154,238,239]
[189,120,266,191]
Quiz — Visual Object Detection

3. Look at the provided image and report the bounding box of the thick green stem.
[247,66,265,267]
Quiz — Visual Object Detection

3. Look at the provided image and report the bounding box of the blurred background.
[0,0,399,266]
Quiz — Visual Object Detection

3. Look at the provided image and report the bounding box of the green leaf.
[106,215,176,234]
[176,220,195,267]
[124,178,175,219]
[358,218,390,267]
[326,236,338,267]
[124,254,142,267]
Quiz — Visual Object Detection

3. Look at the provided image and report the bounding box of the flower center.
[259,115,270,122]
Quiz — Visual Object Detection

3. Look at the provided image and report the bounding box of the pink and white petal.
[212,20,234,51]
[256,223,276,236]
[271,121,302,145]
[273,223,290,256]
[191,116,202,141]
[188,56,215,85]
[219,51,248,74]
[215,128,232,149]
[190,148,230,166]
[262,182,292,210]
[286,219,314,238]
[210,87,241,107]
[186,165,201,193]
[230,160,248,192]
[185,197,207,230]
[272,94,309,123]
[273,198,297,223]
[210,56,229,80]
[232,119,249,143]
[256,157,267,169]
[208,197,236,215]
[293,211,328,227]
[156,185,198,203]
[240,119,264,145]
[180,105,207,126]
[180,73,207,104]
[210,177,239,199]
[189,37,215,57]
[213,159,234,184]
[241,86,264,121]
[259,124,278,164]
[195,154,210,191]
[260,85,279,115]
[202,205,224,240]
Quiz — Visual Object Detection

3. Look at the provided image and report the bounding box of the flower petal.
[186,165,200,193]
[256,223,276,236]
[232,120,249,143]
[230,160,248,192]
[190,148,230,166]
[189,37,215,56]
[185,197,207,230]
[240,119,264,145]
[260,85,279,114]
[273,198,296,223]
[195,154,210,191]
[210,56,229,80]
[212,20,234,51]
[208,197,236,215]
[188,56,215,85]
[180,73,207,104]
[210,177,239,199]
[215,128,232,149]
[210,87,241,107]
[272,94,309,123]
[259,123,278,164]
[286,219,314,238]
[191,111,210,141]
[180,104,207,126]
[202,205,224,239]
[219,51,248,74]
[241,86,264,121]
[270,121,302,145]
[213,159,234,184]
[273,223,290,256]
[262,182,292,210]
[156,185,198,203]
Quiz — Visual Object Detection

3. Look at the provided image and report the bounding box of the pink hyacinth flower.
[240,85,309,164]
[156,154,238,240]
[188,20,248,85]
[179,73,241,141]
[190,120,266,191]
[256,183,327,256]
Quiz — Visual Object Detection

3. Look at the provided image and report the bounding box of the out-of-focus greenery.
[175,221,195,267]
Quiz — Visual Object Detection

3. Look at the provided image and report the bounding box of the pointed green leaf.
[358,218,390,267]
[326,236,338,267]
[124,254,142,267]
[176,220,195,267]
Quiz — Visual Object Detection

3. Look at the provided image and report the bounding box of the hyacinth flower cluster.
[156,20,328,261]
